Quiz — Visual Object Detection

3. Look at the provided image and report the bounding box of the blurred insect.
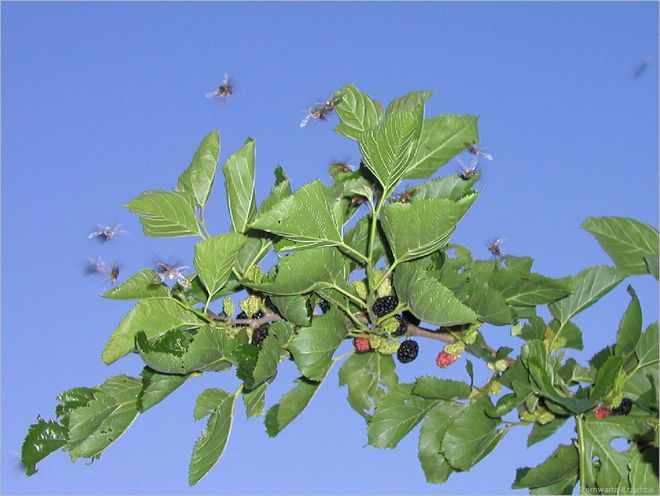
[487,238,505,258]
[206,73,234,99]
[155,261,190,288]
[633,56,652,79]
[106,263,121,284]
[391,187,419,203]
[456,157,480,180]
[84,255,106,276]
[88,224,126,242]
[465,141,493,161]
[299,94,342,127]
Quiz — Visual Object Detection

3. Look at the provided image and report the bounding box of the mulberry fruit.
[611,398,632,416]
[391,312,419,336]
[353,337,371,352]
[436,350,460,368]
[372,296,398,317]
[251,327,269,347]
[594,406,612,420]
[265,297,280,315]
[319,299,331,314]
[397,339,418,363]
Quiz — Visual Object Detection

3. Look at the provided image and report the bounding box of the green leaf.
[512,444,578,489]
[358,105,424,193]
[338,353,398,420]
[582,216,659,276]
[55,388,97,424]
[248,247,348,295]
[223,138,257,233]
[193,233,246,298]
[249,180,343,249]
[136,326,235,375]
[441,396,505,471]
[491,271,572,307]
[259,165,292,214]
[418,402,465,484]
[21,418,67,476]
[644,255,659,280]
[548,265,625,324]
[616,286,642,359]
[395,260,477,326]
[102,299,204,364]
[101,269,170,300]
[265,377,321,437]
[367,384,437,449]
[581,415,650,490]
[591,356,623,401]
[530,474,578,495]
[289,310,348,381]
[189,388,238,485]
[177,130,220,208]
[381,194,478,262]
[334,83,382,140]
[409,174,480,202]
[386,91,433,113]
[412,376,471,400]
[404,114,479,180]
[243,382,268,418]
[137,368,188,412]
[527,417,568,447]
[628,448,659,494]
[252,332,285,386]
[270,295,311,326]
[66,375,142,461]
[125,190,200,238]
[461,283,513,326]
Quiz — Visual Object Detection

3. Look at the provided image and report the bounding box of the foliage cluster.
[22,84,659,493]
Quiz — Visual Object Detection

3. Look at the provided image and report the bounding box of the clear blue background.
[2,2,658,494]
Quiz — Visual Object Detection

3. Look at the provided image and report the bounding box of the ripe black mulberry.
[372,296,399,317]
[397,339,419,363]
[251,327,269,347]
[611,398,632,416]
[235,310,265,327]
[319,299,331,313]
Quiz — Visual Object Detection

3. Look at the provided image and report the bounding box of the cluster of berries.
[352,337,419,364]
[594,398,633,420]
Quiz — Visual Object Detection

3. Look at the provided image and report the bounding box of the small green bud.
[367,334,400,355]
[487,381,502,395]
[461,326,479,345]
[494,359,509,372]
[244,265,265,283]
[376,274,393,298]
[352,280,368,300]
[468,388,482,402]
[536,409,556,425]
[223,298,235,318]
[510,324,523,337]
[226,326,242,338]
[445,342,465,356]
[240,294,262,317]
[520,411,536,423]
[380,316,400,335]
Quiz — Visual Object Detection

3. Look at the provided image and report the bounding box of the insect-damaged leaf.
[66,375,142,461]
[125,190,200,238]
[189,388,238,485]
[21,418,68,476]
[177,130,221,208]
[102,299,204,365]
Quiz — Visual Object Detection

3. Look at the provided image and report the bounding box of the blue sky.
[2,1,658,494]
